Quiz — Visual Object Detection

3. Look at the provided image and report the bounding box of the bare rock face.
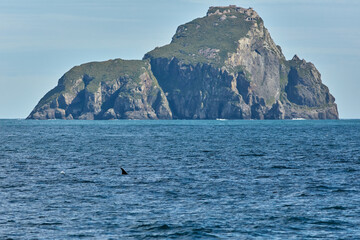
[28,5,338,120]
[27,59,172,120]
[147,58,251,119]
[265,100,285,119]
[285,55,335,107]
[144,6,338,119]
[225,19,284,105]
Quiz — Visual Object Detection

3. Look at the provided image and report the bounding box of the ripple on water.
[0,120,360,239]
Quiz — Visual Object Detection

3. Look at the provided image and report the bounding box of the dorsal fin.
[121,167,128,175]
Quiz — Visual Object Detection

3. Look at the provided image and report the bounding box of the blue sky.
[0,0,359,118]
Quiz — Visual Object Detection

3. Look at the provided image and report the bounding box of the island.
[27,5,338,120]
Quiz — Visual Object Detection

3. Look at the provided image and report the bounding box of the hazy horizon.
[1,0,359,119]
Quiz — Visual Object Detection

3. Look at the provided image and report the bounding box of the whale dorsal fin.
[121,167,128,175]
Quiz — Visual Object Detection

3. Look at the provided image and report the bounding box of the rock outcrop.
[27,5,338,120]
[27,59,172,120]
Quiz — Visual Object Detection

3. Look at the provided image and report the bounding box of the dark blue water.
[1,120,360,239]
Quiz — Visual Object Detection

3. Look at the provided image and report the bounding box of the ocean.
[1,119,360,239]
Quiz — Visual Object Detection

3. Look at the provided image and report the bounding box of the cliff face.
[144,6,338,119]
[28,5,338,120]
[27,59,172,120]
[280,55,338,119]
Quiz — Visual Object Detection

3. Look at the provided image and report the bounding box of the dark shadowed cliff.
[28,6,338,120]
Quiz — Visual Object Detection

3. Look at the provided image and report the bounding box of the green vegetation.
[146,11,254,67]
[35,85,64,109]
[34,8,257,110]
[64,59,147,92]
[36,59,151,107]
[28,6,338,120]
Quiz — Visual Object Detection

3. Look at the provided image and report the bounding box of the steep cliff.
[144,6,338,119]
[28,5,338,120]
[27,59,172,120]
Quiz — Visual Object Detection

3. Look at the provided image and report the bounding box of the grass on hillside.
[146,12,254,67]
[35,59,152,108]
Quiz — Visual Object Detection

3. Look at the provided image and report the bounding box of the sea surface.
[1,119,360,239]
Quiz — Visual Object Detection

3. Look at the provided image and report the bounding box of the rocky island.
[27,6,339,120]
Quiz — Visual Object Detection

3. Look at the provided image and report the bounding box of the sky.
[0,0,359,119]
